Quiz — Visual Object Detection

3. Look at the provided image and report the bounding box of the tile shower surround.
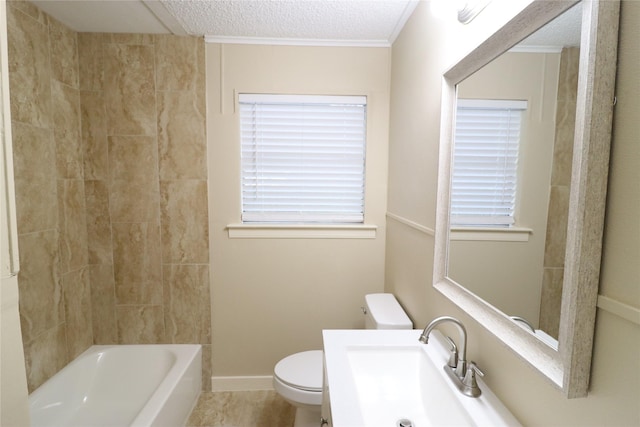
[7,0,211,392]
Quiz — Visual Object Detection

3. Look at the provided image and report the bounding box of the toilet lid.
[274,350,323,392]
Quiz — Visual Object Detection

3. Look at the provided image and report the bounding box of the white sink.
[323,330,521,427]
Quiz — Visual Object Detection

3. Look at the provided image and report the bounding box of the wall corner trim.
[386,212,435,236]
[596,295,640,326]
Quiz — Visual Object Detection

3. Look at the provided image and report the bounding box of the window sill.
[450,226,532,242]
[226,223,378,239]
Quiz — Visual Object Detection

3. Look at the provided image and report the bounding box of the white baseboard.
[211,375,274,391]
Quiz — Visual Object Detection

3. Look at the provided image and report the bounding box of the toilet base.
[293,406,321,427]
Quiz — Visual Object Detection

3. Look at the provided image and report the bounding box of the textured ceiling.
[28,0,580,48]
[518,2,582,49]
[29,0,419,47]
[160,0,417,45]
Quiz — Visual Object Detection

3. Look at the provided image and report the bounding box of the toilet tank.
[364,293,413,330]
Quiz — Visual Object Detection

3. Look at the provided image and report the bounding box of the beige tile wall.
[539,47,580,338]
[8,0,211,392]
[79,31,211,390]
[7,1,91,392]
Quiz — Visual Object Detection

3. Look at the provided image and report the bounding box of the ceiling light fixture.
[457,0,492,24]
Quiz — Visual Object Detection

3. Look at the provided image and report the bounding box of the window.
[239,94,367,224]
[451,99,527,227]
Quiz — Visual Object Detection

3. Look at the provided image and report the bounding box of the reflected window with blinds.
[239,94,367,223]
[452,99,527,226]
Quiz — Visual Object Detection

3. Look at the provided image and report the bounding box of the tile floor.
[187,390,296,427]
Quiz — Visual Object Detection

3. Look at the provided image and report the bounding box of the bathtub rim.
[28,343,202,427]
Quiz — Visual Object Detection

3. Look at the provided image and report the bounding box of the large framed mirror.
[434,0,620,398]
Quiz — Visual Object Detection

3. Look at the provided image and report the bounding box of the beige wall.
[7,0,212,392]
[206,44,391,378]
[449,51,561,325]
[386,1,639,425]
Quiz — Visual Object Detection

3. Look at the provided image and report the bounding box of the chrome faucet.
[419,316,484,397]
[419,316,467,377]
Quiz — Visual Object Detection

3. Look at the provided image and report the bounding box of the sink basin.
[323,329,521,427]
[347,346,474,426]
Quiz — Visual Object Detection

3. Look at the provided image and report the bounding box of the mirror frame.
[434,0,620,398]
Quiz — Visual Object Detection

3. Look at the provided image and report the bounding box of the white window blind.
[239,94,367,223]
[452,99,527,226]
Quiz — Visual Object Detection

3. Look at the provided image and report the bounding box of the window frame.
[451,98,528,228]
[237,93,369,228]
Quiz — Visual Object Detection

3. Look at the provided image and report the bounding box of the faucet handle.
[467,361,484,378]
[462,361,484,397]
[462,361,484,388]
[444,336,458,369]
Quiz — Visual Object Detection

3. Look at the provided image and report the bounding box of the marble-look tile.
[90,264,118,344]
[557,47,580,103]
[111,222,162,305]
[104,43,156,136]
[51,81,83,180]
[23,325,68,393]
[13,175,59,235]
[551,98,576,187]
[193,40,206,123]
[11,121,57,234]
[54,128,84,180]
[160,180,209,263]
[62,266,93,359]
[51,80,80,133]
[80,90,108,180]
[163,264,211,344]
[187,391,295,427]
[551,48,579,187]
[108,136,160,222]
[201,344,212,392]
[105,33,155,45]
[8,0,48,26]
[116,305,165,344]
[544,185,570,268]
[154,35,200,91]
[7,2,52,127]
[157,90,207,180]
[10,121,56,182]
[78,33,104,91]
[17,230,63,344]
[539,267,563,339]
[57,179,89,274]
[108,135,157,181]
[109,179,161,223]
[48,14,79,88]
[84,180,113,265]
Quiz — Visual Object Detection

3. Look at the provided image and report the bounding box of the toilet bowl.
[272,293,412,427]
[273,350,323,427]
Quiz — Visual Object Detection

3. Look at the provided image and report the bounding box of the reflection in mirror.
[433,0,620,398]
[447,3,582,349]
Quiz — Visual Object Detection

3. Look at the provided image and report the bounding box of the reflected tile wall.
[7,0,92,392]
[539,47,580,338]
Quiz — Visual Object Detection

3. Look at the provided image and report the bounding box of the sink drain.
[397,419,414,427]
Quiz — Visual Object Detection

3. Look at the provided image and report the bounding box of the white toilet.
[273,293,413,427]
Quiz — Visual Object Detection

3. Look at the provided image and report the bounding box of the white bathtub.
[29,344,202,427]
